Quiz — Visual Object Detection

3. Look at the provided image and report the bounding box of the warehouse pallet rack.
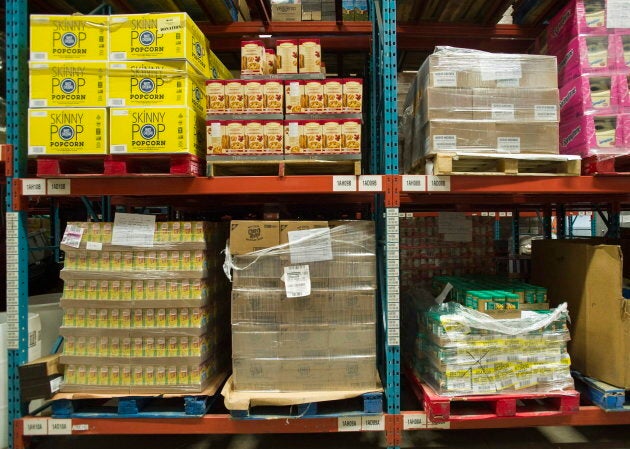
[6,1,630,449]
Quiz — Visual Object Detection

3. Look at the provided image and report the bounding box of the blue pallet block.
[573,371,629,411]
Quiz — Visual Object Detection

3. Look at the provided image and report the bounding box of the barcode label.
[433,135,457,150]
[496,78,520,88]
[535,105,558,121]
[30,100,47,107]
[492,103,515,121]
[29,146,46,155]
[110,145,127,153]
[109,98,125,107]
[433,71,457,87]
[31,52,47,61]
[110,52,127,60]
[283,265,311,298]
[497,137,521,153]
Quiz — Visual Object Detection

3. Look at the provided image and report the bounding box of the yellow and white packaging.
[30,15,108,61]
[28,108,108,155]
[29,62,107,108]
[110,107,205,155]
[108,61,206,116]
[109,13,213,79]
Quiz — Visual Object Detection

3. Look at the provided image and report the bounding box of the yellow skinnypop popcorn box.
[30,15,108,61]
[109,106,205,155]
[29,62,107,108]
[28,108,108,156]
[108,13,214,79]
[108,60,205,116]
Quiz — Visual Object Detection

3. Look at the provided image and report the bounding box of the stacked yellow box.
[59,221,229,393]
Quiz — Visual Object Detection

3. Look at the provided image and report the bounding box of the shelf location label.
[332,176,357,192]
[361,415,385,431]
[24,419,49,436]
[403,414,427,430]
[427,176,451,192]
[47,179,71,195]
[21,179,46,196]
[48,419,72,435]
[402,175,427,192]
[358,175,382,192]
[338,416,362,432]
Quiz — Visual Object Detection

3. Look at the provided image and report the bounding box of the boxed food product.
[324,79,344,112]
[304,80,325,112]
[29,62,107,108]
[206,79,226,113]
[263,80,284,113]
[276,39,299,74]
[229,220,280,255]
[28,108,108,156]
[321,119,343,152]
[240,40,265,75]
[264,120,284,152]
[560,74,622,118]
[341,119,362,153]
[279,221,328,244]
[284,120,301,153]
[109,13,215,79]
[108,61,205,116]
[271,0,302,21]
[559,113,626,156]
[206,120,225,154]
[301,119,324,152]
[472,89,559,122]
[299,39,322,73]
[546,0,609,53]
[30,15,108,61]
[225,80,245,112]
[285,80,306,113]
[243,81,265,112]
[109,107,205,155]
[422,48,558,89]
[616,33,630,70]
[265,49,277,75]
[343,78,363,113]
[555,35,617,86]
[619,74,630,109]
[224,120,246,152]
[245,120,266,152]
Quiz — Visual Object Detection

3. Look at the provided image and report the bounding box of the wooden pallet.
[207,158,361,177]
[405,367,580,423]
[573,371,630,411]
[581,154,630,175]
[35,154,204,177]
[415,152,581,176]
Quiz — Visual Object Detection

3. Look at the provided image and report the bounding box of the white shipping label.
[72,424,89,431]
[362,416,385,431]
[111,213,156,248]
[402,175,426,192]
[21,179,46,195]
[607,0,630,28]
[288,228,333,264]
[497,137,521,153]
[404,414,427,430]
[338,417,362,432]
[535,105,558,121]
[480,59,522,81]
[491,103,515,121]
[24,419,48,436]
[433,71,457,87]
[283,265,311,298]
[332,175,357,191]
[61,225,84,248]
[433,135,457,150]
[211,122,221,137]
[496,78,521,88]
[48,418,71,435]
[86,241,103,251]
[157,16,182,34]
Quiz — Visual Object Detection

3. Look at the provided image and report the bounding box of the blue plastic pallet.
[51,394,217,419]
[573,371,630,411]
[230,392,383,419]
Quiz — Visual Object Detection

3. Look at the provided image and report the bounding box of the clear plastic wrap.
[225,221,380,392]
[559,73,624,118]
[411,300,574,396]
[559,112,630,156]
[59,221,230,394]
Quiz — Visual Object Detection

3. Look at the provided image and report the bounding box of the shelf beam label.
[21,178,46,196]
[6,212,20,349]
[24,419,48,436]
[361,415,385,431]
[402,175,427,192]
[332,176,357,192]
[338,417,362,432]
[47,179,71,195]
[403,414,427,430]
[427,176,451,192]
[48,419,72,435]
[358,175,382,192]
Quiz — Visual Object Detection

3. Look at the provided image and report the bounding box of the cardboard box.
[495,122,559,154]
[19,354,63,401]
[472,89,559,122]
[244,80,265,112]
[110,107,204,155]
[299,39,322,73]
[560,74,621,119]
[28,108,108,156]
[240,40,265,75]
[229,220,280,255]
[285,80,306,113]
[263,80,284,113]
[30,15,108,61]
[341,119,362,153]
[559,113,625,156]
[546,0,608,54]
[555,35,617,87]
[271,2,302,21]
[304,80,325,112]
[421,87,474,122]
[29,61,107,108]
[225,80,245,112]
[108,61,205,116]
[422,120,494,153]
[265,49,277,75]
[276,40,299,74]
[531,240,630,388]
[279,221,329,244]
[109,13,214,79]
[233,358,281,391]
[206,79,226,113]
[264,120,284,152]
[324,79,344,112]
[343,78,363,113]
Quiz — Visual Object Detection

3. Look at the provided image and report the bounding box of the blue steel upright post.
[5,1,30,447]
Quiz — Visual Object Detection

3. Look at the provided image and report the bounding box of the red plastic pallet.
[582,154,630,175]
[35,154,203,177]
[405,367,580,423]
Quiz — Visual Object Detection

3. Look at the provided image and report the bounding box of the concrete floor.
[28,425,630,449]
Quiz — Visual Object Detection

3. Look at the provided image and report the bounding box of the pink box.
[560,113,625,156]
[559,73,622,119]
[547,0,608,53]
[618,74,630,109]
[612,33,630,70]
[556,35,618,86]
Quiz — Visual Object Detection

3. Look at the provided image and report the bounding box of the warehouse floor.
[27,425,630,449]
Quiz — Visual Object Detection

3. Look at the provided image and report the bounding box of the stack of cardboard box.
[227,220,379,392]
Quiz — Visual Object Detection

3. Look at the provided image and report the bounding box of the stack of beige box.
[400,47,560,173]
[227,220,379,392]
[59,221,229,393]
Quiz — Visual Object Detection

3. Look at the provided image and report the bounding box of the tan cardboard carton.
[472,89,559,122]
[229,220,280,255]
[422,120,494,153]
[279,220,329,244]
[495,122,559,154]
[421,87,473,122]
[531,240,630,388]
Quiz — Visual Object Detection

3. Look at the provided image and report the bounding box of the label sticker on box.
[433,135,456,150]
[86,241,103,251]
[157,16,182,34]
[433,71,457,87]
[288,228,333,264]
[496,78,520,88]
[491,104,515,121]
[535,105,558,121]
[607,0,630,28]
[61,225,84,248]
[480,60,522,81]
[497,137,521,153]
[211,122,221,137]
[48,419,71,435]
[338,417,361,432]
[111,213,156,248]
[282,265,311,298]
